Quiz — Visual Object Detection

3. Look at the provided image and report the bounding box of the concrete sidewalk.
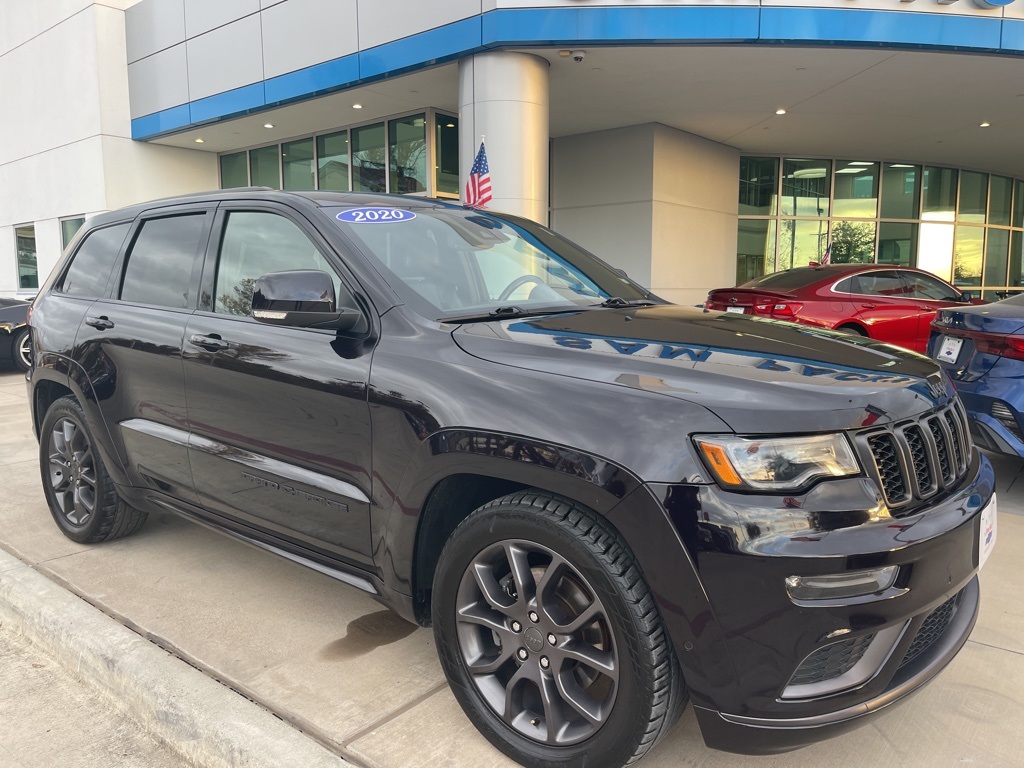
[2,364,1024,767]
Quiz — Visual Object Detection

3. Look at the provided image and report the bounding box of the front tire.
[432,491,685,768]
[39,396,147,543]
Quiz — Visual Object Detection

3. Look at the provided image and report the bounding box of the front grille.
[898,594,959,670]
[788,634,875,687]
[859,401,971,512]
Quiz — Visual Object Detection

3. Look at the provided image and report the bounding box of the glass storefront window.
[61,217,86,249]
[833,162,878,218]
[952,225,984,287]
[880,164,920,220]
[877,222,918,267]
[958,171,987,224]
[781,159,830,217]
[984,228,1009,287]
[250,145,280,189]
[739,157,779,216]
[15,224,37,290]
[282,138,315,191]
[918,222,955,281]
[736,219,775,282]
[778,219,829,270]
[353,123,387,193]
[389,114,427,194]
[1015,181,1024,229]
[990,176,1012,226]
[317,130,350,192]
[1011,231,1024,287]
[220,152,248,188]
[922,167,958,219]
[828,221,875,263]
[435,115,459,196]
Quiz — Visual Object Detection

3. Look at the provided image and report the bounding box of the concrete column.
[458,51,549,224]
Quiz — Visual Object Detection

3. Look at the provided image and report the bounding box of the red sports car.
[705,264,982,353]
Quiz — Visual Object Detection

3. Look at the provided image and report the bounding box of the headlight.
[694,433,860,491]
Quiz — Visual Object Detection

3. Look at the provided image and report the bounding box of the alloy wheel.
[454,539,619,746]
[47,417,97,527]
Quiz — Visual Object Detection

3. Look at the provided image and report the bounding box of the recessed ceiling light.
[889,164,914,168]
[980,121,991,128]
[352,103,363,109]
[848,161,874,166]
[194,138,204,143]
[446,123,455,128]
[775,109,787,115]
[263,123,274,129]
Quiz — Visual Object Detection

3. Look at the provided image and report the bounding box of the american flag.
[821,241,832,265]
[464,141,492,209]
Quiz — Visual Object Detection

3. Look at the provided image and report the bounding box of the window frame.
[53,220,133,299]
[112,204,216,312]
[195,201,375,338]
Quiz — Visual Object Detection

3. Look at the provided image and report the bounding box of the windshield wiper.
[597,297,658,308]
[438,306,576,324]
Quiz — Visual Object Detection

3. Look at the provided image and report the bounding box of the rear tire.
[13,328,31,372]
[837,324,867,337]
[432,491,685,768]
[39,396,147,543]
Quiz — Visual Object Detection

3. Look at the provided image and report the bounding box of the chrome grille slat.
[860,402,971,512]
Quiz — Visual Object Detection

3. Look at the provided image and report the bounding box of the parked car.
[928,293,1024,459]
[27,190,995,767]
[0,296,31,372]
[705,264,981,353]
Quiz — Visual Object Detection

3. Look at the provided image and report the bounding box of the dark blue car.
[929,293,1024,459]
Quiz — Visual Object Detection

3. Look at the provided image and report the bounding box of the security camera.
[571,50,586,63]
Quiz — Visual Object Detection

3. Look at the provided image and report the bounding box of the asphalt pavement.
[1,364,1023,767]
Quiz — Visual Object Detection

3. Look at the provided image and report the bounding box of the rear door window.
[850,271,907,298]
[120,214,207,309]
[59,223,131,298]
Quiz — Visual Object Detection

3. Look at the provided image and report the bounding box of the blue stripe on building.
[131,6,1023,141]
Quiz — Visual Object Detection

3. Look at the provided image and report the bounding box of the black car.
[27,190,995,767]
[0,297,31,372]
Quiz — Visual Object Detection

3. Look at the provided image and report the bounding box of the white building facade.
[5,0,1024,305]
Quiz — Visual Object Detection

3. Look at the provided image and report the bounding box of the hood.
[453,305,950,434]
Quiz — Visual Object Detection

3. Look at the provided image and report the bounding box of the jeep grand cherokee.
[27,190,996,767]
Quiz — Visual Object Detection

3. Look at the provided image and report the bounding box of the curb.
[0,546,348,768]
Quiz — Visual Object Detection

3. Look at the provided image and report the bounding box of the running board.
[146,495,379,596]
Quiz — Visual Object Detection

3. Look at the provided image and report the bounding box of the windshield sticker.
[337,207,416,224]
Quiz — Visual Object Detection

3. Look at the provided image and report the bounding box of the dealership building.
[5,0,1024,306]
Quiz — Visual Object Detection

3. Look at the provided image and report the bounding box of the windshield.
[324,204,650,320]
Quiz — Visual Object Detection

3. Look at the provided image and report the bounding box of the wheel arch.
[393,430,644,626]
[30,353,130,485]
[836,321,869,336]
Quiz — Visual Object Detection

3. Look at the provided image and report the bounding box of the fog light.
[786,566,898,602]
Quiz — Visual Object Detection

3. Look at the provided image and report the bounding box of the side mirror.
[958,291,975,303]
[251,270,362,331]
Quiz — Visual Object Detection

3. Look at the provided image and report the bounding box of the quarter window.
[214,211,344,318]
[120,214,206,308]
[60,223,131,298]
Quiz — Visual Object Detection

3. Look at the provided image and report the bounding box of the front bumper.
[640,449,993,754]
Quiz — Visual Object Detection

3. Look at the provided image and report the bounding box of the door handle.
[188,333,228,352]
[859,303,877,309]
[84,315,114,330]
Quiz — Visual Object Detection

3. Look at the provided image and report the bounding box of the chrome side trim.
[120,418,370,504]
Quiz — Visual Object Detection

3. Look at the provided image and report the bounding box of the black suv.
[27,190,995,767]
